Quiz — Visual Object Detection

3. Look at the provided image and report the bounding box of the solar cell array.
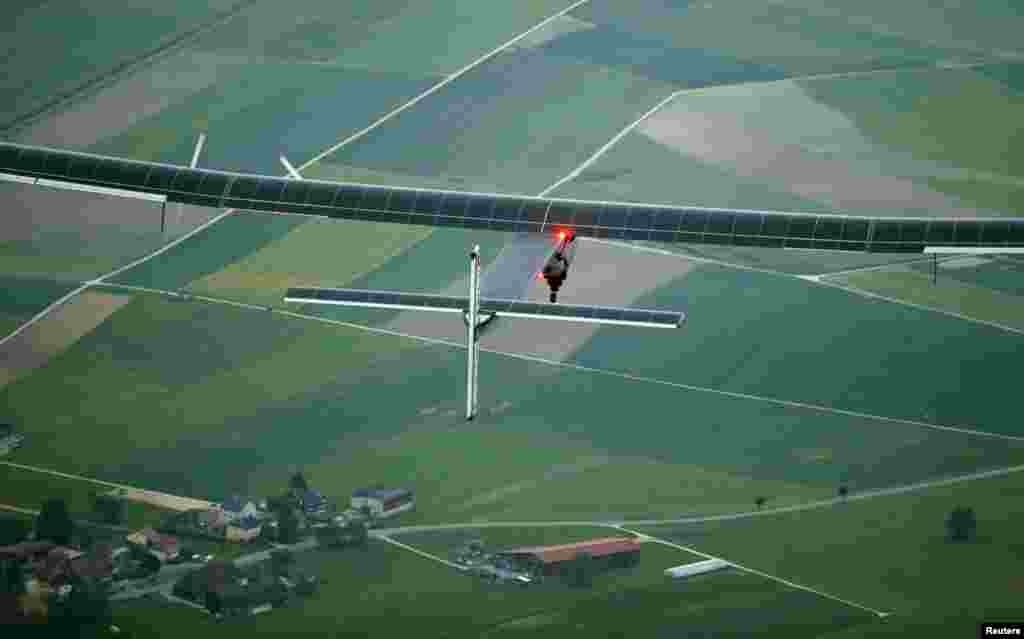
[3,142,1023,253]
[284,287,684,328]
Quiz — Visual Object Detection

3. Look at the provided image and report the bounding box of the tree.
[289,472,309,495]
[947,506,977,542]
[0,516,30,545]
[205,590,222,615]
[276,506,300,545]
[351,521,368,547]
[754,497,766,510]
[92,494,124,526]
[838,486,849,500]
[567,551,594,588]
[36,498,74,546]
[270,549,294,576]
[49,574,112,634]
[1,556,25,595]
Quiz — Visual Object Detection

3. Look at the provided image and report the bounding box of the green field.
[0,275,75,337]
[634,468,1024,637]
[575,0,975,76]
[316,53,676,194]
[829,263,1024,331]
[88,62,438,174]
[801,66,1024,203]
[0,0,240,128]
[550,130,830,212]
[85,0,573,175]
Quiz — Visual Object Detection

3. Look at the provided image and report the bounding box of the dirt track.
[384,238,694,362]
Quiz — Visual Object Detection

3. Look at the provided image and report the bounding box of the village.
[0,472,417,623]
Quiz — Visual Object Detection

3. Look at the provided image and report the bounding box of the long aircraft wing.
[2,142,1022,254]
[283,287,684,328]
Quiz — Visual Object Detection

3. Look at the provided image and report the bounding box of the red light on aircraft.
[558,231,566,240]
[536,271,544,280]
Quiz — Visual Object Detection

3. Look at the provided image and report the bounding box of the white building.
[664,558,730,579]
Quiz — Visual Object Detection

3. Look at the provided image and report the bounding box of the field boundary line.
[813,278,1024,336]
[0,461,213,510]
[538,89,686,197]
[583,237,802,279]
[810,255,952,280]
[93,282,1024,443]
[298,0,595,170]
[615,526,891,618]
[373,534,467,571]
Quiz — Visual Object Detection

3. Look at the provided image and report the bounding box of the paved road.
[111,538,320,602]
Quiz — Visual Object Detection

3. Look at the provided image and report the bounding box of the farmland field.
[2,0,1023,636]
[634,467,1024,637]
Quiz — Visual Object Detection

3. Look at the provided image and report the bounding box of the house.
[226,515,262,543]
[0,424,24,455]
[350,487,414,518]
[0,541,56,562]
[69,543,115,583]
[300,489,328,515]
[31,546,83,586]
[495,537,641,578]
[200,506,227,529]
[126,528,180,562]
[159,508,227,541]
[222,496,263,524]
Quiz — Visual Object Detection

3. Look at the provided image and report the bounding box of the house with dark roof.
[300,489,328,515]
[69,543,114,583]
[226,514,262,543]
[495,537,640,578]
[222,496,262,523]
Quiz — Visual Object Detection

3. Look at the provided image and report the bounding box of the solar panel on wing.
[283,288,683,328]
[1,142,1020,254]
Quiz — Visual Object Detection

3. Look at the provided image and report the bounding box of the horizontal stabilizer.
[284,288,684,328]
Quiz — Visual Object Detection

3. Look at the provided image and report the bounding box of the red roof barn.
[496,537,640,576]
